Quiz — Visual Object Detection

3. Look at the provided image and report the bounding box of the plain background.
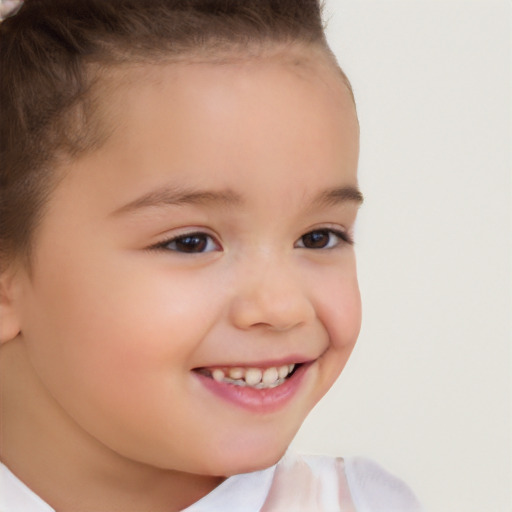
[291,2,512,512]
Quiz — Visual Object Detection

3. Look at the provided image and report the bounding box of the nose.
[228,258,315,332]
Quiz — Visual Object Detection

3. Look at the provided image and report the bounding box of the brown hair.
[0,0,351,270]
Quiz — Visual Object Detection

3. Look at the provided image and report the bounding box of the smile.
[196,364,297,389]
[193,360,313,413]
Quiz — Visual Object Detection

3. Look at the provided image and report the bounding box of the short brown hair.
[0,0,350,270]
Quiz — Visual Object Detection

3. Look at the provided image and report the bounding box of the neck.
[0,340,224,512]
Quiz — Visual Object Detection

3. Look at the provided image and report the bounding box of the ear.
[0,268,23,344]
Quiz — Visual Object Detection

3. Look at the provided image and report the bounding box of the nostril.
[228,279,315,332]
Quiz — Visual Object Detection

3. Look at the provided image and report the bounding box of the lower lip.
[193,363,313,414]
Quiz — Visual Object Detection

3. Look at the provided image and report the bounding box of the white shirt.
[0,452,423,511]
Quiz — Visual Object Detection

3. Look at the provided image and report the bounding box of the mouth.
[192,360,313,413]
[194,363,299,389]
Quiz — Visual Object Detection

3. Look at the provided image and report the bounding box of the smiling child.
[0,1,423,511]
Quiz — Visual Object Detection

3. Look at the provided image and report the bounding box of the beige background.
[292,2,512,511]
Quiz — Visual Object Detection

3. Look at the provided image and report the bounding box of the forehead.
[59,50,359,216]
[95,46,357,144]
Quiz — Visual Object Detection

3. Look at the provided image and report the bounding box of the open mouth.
[194,363,300,389]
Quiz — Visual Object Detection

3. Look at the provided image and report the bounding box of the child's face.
[11,51,361,475]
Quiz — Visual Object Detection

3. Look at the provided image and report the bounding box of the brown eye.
[296,229,350,250]
[301,230,331,249]
[161,233,219,253]
[174,235,207,252]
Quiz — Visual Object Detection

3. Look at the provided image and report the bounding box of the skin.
[0,48,362,511]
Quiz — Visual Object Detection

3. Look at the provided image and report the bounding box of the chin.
[236,448,285,475]
[211,450,286,478]
[203,431,294,477]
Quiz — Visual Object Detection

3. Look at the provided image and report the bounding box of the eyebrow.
[312,186,364,208]
[111,184,363,216]
[111,186,243,216]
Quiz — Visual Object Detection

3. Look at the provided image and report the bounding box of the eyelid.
[146,224,353,253]
[294,226,354,249]
[148,228,222,253]
[330,227,354,245]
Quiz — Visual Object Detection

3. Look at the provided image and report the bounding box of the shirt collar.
[0,460,276,512]
[0,462,55,512]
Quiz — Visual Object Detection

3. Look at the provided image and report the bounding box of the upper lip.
[193,355,317,370]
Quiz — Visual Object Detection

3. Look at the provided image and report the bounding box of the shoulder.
[343,456,424,512]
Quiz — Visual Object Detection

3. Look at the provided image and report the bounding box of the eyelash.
[149,228,353,254]
[150,231,220,254]
[295,228,354,249]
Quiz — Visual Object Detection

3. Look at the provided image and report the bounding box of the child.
[0,0,423,510]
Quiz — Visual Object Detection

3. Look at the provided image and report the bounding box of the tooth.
[278,365,290,379]
[288,364,295,373]
[245,368,262,386]
[262,367,279,385]
[212,369,225,382]
[228,367,244,380]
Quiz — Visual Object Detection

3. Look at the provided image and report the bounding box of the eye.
[295,229,352,249]
[153,232,220,254]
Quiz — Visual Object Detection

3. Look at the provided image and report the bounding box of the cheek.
[314,260,362,351]
[20,251,221,409]
[18,253,230,465]
[297,258,361,409]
